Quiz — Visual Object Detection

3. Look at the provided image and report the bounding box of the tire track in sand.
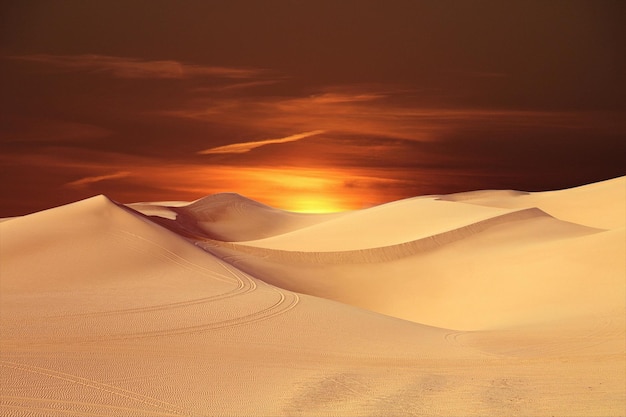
[0,361,189,416]
[50,231,258,319]
[0,395,179,417]
[92,288,300,342]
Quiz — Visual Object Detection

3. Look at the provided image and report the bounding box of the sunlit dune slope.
[236,177,625,251]
[439,176,626,229]
[129,192,344,241]
[0,195,439,344]
[0,195,479,416]
[1,176,624,416]
[204,210,622,330]
[239,196,518,251]
[188,177,624,331]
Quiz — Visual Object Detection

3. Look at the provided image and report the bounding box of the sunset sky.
[1,0,624,215]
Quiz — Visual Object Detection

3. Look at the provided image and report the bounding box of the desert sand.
[1,177,624,416]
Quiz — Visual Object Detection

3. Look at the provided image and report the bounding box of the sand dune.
[129,192,344,241]
[1,177,625,415]
[199,207,618,330]
[239,196,519,251]
[1,196,469,415]
[439,176,626,229]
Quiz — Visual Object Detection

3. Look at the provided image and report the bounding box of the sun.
[283,196,350,213]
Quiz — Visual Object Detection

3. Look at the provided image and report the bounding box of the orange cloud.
[167,86,591,146]
[198,130,326,155]
[4,144,408,213]
[193,80,281,93]
[12,54,265,79]
[3,135,498,215]
[66,171,132,188]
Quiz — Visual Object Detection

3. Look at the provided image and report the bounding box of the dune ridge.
[1,177,624,415]
[196,207,599,263]
[129,192,345,242]
[439,176,626,229]
[237,197,520,251]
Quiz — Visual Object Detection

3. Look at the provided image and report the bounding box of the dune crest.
[439,176,626,229]
[199,207,595,263]
[239,197,519,251]
[129,192,345,242]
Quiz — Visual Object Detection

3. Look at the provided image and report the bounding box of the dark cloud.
[11,54,267,79]
[0,0,624,215]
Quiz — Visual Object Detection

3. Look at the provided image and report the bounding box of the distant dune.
[1,177,624,416]
[129,192,344,242]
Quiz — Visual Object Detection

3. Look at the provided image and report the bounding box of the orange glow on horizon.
[196,166,369,213]
[34,146,408,216]
[100,164,394,213]
[274,195,353,213]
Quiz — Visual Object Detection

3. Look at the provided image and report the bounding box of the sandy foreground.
[1,177,624,416]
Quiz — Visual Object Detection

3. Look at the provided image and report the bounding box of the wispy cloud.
[198,130,326,154]
[194,80,281,93]
[66,171,131,188]
[12,54,265,79]
[168,85,590,145]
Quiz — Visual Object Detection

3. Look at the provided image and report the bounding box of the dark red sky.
[1,0,624,214]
